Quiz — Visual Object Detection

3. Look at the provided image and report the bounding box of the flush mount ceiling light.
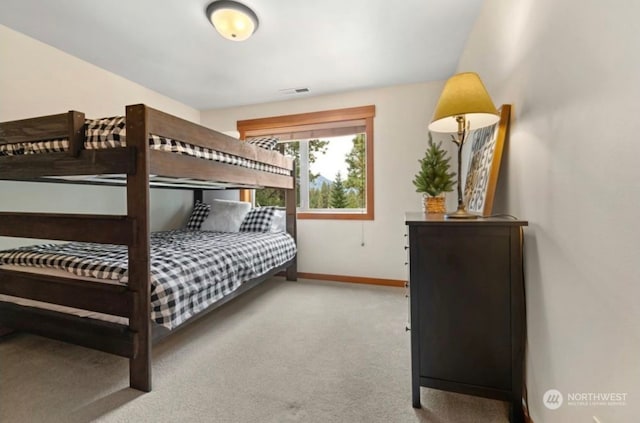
[206,1,259,41]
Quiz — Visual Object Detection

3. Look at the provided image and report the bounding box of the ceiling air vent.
[279,87,310,95]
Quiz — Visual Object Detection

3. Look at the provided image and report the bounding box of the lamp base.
[445,207,479,220]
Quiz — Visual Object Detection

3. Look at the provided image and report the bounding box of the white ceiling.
[0,0,484,110]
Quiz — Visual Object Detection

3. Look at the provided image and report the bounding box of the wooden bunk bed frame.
[0,104,297,392]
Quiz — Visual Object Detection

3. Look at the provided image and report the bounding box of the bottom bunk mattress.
[0,230,296,329]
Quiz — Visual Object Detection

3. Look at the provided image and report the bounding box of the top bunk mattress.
[0,230,297,329]
[0,116,290,176]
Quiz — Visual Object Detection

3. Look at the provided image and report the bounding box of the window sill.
[297,211,373,221]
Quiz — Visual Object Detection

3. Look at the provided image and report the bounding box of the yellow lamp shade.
[429,72,499,133]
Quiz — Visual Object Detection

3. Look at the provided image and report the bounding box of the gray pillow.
[271,209,286,233]
[200,199,251,232]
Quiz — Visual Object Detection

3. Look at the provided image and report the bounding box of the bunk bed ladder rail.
[125,104,153,392]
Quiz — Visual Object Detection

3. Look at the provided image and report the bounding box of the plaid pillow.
[186,201,211,230]
[85,116,126,148]
[239,207,276,232]
[247,136,278,150]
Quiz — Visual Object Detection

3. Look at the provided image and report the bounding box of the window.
[237,105,375,220]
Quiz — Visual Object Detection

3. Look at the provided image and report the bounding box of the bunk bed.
[0,104,297,392]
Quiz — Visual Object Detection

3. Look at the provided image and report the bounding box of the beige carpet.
[0,278,509,423]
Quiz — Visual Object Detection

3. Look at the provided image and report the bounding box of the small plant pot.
[424,195,446,214]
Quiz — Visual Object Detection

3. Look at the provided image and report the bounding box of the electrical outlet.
[593,416,602,423]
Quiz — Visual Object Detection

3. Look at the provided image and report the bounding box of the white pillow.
[271,209,286,233]
[200,199,251,232]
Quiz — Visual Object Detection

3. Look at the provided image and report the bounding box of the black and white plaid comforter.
[0,230,296,329]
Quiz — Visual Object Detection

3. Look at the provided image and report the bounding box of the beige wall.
[202,83,451,280]
[0,25,198,249]
[457,1,640,421]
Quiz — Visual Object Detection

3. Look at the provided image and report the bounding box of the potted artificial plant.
[412,133,456,214]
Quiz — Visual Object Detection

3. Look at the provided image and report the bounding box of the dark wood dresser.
[405,213,528,423]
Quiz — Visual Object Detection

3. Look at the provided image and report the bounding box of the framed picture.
[463,104,511,216]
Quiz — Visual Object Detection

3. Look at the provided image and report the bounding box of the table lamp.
[428,72,500,219]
